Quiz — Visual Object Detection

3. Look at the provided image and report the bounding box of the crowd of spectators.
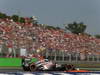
[0,17,100,58]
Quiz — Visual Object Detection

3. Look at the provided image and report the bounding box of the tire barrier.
[0,72,100,75]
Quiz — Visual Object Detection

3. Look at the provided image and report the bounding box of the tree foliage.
[65,22,86,34]
[19,17,25,23]
[45,25,55,29]
[11,15,19,22]
[95,34,100,39]
[0,12,7,19]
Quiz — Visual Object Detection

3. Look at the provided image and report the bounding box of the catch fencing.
[40,50,100,65]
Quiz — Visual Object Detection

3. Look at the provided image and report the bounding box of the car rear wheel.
[30,63,36,71]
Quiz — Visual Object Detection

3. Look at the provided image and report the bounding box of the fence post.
[87,55,89,61]
[46,50,48,58]
[62,51,64,61]
[68,54,71,62]
[97,55,99,62]
[13,48,16,57]
[92,55,95,61]
[76,54,78,62]
[54,51,56,61]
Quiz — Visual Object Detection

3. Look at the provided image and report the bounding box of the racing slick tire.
[22,66,30,71]
[29,63,37,71]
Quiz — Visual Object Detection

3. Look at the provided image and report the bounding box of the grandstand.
[0,13,100,66]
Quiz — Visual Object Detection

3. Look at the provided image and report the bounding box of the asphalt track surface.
[0,68,100,75]
[0,67,24,72]
[0,69,98,72]
[0,67,98,72]
[0,69,23,72]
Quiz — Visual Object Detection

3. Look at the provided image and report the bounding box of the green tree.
[19,17,25,23]
[56,27,61,30]
[0,12,7,19]
[11,15,19,22]
[45,25,56,30]
[65,22,86,34]
[95,34,100,39]
[7,16,11,19]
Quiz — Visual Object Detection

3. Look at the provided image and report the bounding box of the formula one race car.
[22,56,90,72]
